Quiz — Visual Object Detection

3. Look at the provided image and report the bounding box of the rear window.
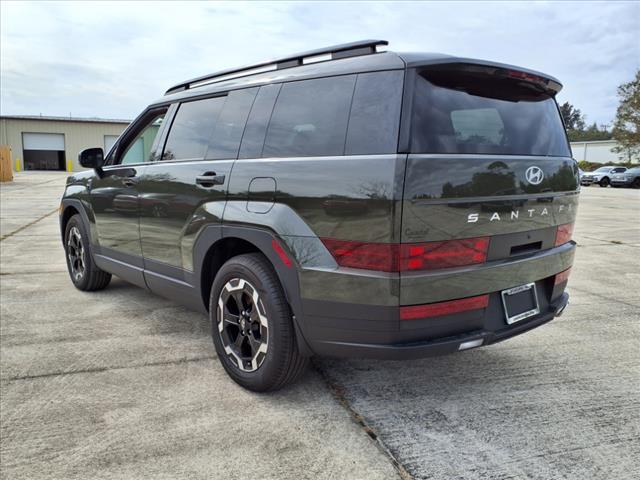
[410,68,570,157]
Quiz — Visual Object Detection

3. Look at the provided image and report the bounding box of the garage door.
[22,133,66,170]
[23,133,65,151]
[104,135,119,154]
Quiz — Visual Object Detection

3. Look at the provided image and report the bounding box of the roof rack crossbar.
[165,39,388,95]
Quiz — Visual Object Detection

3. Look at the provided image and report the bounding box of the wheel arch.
[60,199,93,243]
[194,225,312,356]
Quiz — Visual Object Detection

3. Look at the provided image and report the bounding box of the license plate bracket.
[501,283,540,325]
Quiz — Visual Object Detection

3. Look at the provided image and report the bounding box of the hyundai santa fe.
[60,40,578,391]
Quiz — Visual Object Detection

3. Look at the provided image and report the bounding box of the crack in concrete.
[569,286,639,309]
[312,359,414,480]
[0,208,59,241]
[3,355,214,383]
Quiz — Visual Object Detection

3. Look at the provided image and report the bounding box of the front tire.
[209,253,308,392]
[64,214,111,291]
[599,177,610,187]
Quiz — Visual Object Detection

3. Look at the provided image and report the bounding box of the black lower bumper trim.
[310,293,569,360]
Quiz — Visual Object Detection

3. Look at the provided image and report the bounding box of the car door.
[88,108,168,287]
[138,88,258,295]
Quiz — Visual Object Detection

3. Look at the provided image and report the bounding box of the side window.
[262,75,356,158]
[345,71,403,155]
[162,97,225,161]
[119,112,166,165]
[206,88,258,159]
[238,84,281,159]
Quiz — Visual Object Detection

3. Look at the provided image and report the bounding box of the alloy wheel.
[217,278,269,372]
[67,226,85,281]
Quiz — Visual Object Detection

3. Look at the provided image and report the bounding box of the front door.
[88,109,168,280]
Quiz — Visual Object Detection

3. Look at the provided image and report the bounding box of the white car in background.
[580,166,627,187]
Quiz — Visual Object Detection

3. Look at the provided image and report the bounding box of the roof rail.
[165,39,388,95]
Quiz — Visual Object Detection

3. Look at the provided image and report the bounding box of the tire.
[64,214,112,291]
[599,177,610,187]
[209,253,308,392]
[632,178,640,189]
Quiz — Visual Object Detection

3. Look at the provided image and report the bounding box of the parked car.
[611,167,640,188]
[60,40,577,391]
[580,166,627,187]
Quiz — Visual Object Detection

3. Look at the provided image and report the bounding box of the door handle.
[196,172,225,187]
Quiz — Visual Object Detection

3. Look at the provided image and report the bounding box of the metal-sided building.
[0,115,130,172]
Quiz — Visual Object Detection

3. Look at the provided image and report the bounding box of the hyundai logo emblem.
[525,166,544,185]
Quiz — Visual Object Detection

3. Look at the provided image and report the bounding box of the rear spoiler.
[403,56,563,96]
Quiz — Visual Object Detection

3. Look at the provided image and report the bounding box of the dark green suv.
[60,40,578,391]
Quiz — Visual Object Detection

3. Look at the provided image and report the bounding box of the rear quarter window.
[262,75,356,157]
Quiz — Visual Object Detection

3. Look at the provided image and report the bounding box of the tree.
[559,102,585,131]
[612,71,640,162]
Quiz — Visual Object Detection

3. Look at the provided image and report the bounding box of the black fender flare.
[193,224,313,356]
[60,198,93,243]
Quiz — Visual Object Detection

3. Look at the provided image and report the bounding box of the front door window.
[120,113,166,165]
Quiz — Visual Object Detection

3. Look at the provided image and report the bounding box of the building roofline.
[0,115,131,124]
[569,139,617,145]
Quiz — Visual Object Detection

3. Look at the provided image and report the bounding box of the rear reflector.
[400,294,489,320]
[271,239,293,268]
[320,236,489,272]
[555,223,574,246]
[554,267,572,285]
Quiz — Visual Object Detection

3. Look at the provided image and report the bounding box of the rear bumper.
[306,292,568,360]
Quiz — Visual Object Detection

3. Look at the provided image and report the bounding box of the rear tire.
[209,253,308,392]
[599,177,610,187]
[64,214,111,291]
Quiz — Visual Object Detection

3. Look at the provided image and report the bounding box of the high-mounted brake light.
[554,267,572,286]
[555,223,574,246]
[320,237,490,272]
[400,294,490,320]
[506,69,547,84]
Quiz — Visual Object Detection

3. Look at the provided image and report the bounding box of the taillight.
[400,237,489,271]
[554,267,572,285]
[555,223,574,246]
[400,294,489,320]
[320,238,399,272]
[320,237,490,272]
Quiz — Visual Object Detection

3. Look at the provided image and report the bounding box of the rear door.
[138,88,257,283]
[400,65,579,304]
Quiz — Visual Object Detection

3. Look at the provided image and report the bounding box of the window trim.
[106,106,169,167]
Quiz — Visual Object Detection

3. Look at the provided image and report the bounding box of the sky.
[1,1,638,126]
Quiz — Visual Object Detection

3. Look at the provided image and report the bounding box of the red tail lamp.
[555,223,574,246]
[320,237,489,272]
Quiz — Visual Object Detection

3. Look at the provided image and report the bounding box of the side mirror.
[79,147,104,170]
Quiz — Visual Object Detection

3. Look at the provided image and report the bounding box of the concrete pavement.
[1,172,639,479]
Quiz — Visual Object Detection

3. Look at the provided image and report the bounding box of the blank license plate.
[501,283,540,325]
